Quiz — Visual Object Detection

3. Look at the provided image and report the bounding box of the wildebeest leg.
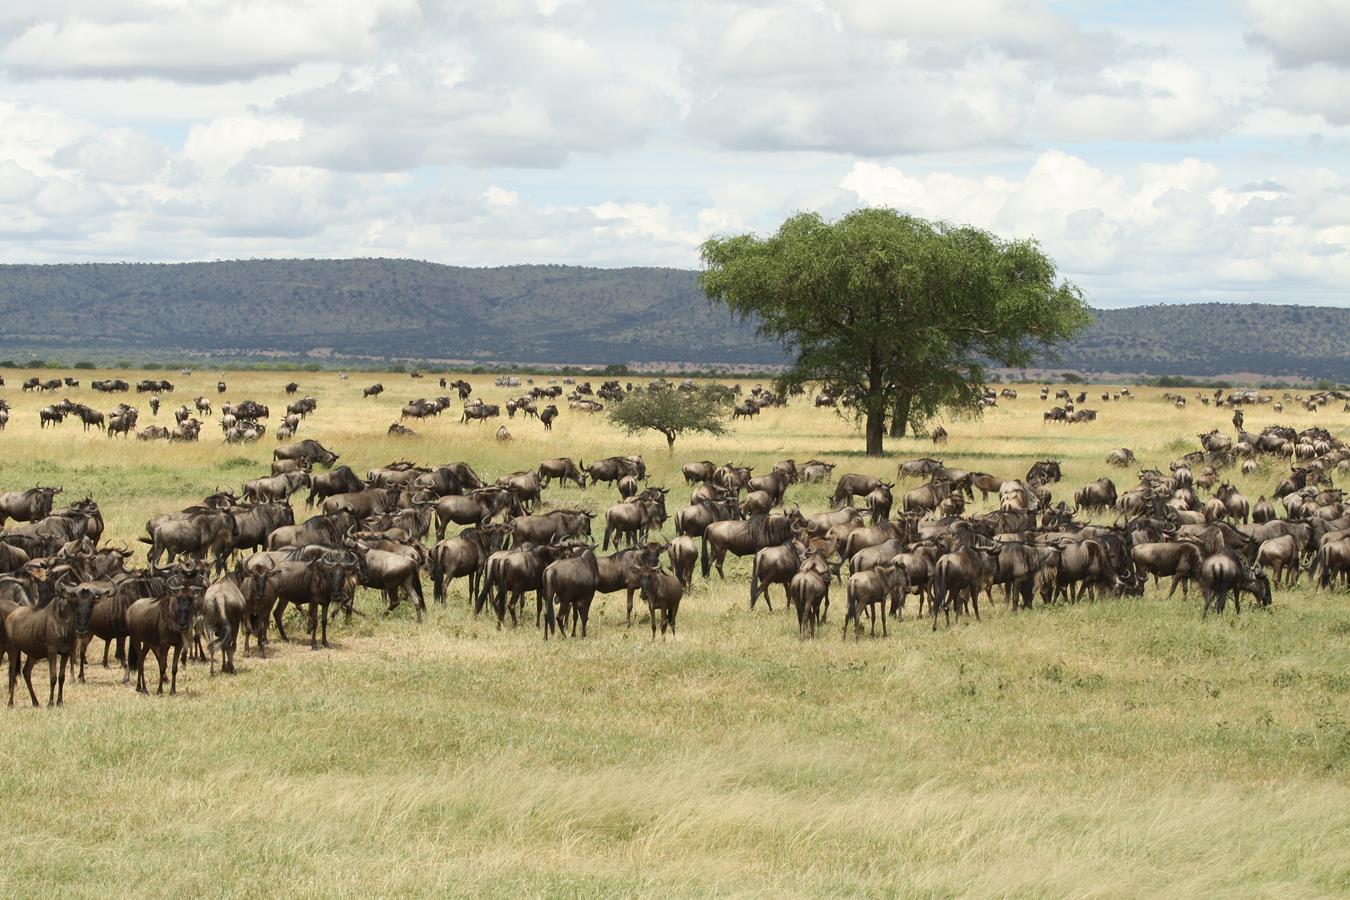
[308,604,319,650]
[273,600,291,642]
[170,644,181,695]
[320,603,330,648]
[154,644,168,694]
[54,651,69,706]
[625,589,634,627]
[880,601,888,637]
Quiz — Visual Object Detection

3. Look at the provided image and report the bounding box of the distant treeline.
[0,260,1345,379]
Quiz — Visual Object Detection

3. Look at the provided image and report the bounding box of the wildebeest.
[1199,550,1272,617]
[275,439,339,469]
[243,471,311,504]
[1131,542,1204,598]
[5,584,90,707]
[788,552,832,639]
[540,545,602,639]
[701,513,803,579]
[363,383,384,398]
[305,466,364,507]
[141,507,239,573]
[477,543,566,628]
[126,579,198,695]
[0,486,62,526]
[430,525,509,602]
[537,458,586,489]
[831,473,884,509]
[1073,478,1118,514]
[540,405,559,430]
[636,564,683,640]
[844,564,907,637]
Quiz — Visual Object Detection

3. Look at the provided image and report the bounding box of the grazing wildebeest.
[1131,542,1204,598]
[798,460,836,483]
[462,403,501,423]
[275,439,339,469]
[1105,448,1136,467]
[537,458,586,489]
[1027,460,1062,483]
[831,474,883,509]
[1199,550,1272,618]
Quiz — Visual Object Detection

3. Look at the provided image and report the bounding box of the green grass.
[0,370,1347,898]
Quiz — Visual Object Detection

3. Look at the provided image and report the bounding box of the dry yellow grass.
[0,369,1346,898]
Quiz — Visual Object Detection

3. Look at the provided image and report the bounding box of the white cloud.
[1245,0,1350,68]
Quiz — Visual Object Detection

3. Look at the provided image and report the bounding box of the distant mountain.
[0,260,1345,379]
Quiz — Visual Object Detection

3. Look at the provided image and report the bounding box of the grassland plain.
[0,370,1346,899]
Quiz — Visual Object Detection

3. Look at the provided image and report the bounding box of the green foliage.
[701,209,1088,454]
[606,386,730,449]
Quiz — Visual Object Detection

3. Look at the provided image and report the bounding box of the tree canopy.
[700,208,1090,455]
[606,385,730,451]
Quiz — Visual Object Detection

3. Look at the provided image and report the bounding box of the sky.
[0,0,1347,308]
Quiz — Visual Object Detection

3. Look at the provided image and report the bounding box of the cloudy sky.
[0,0,1347,307]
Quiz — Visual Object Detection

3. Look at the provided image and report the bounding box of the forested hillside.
[0,260,1345,378]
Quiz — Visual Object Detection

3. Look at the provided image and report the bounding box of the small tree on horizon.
[607,386,730,451]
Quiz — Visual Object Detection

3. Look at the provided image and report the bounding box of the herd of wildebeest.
[0,374,1348,711]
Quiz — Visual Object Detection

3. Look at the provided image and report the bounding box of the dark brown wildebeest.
[903,480,952,514]
[540,545,603,639]
[1215,483,1251,524]
[1105,448,1136,467]
[1027,460,1062,483]
[844,564,907,637]
[264,550,362,649]
[1251,497,1276,524]
[636,564,683,640]
[603,496,667,550]
[1256,535,1301,587]
[701,513,804,579]
[865,484,892,524]
[141,508,239,573]
[749,538,811,612]
[430,525,510,602]
[363,383,384,398]
[674,498,740,538]
[229,502,296,555]
[305,465,363,506]
[508,509,595,546]
[747,471,792,506]
[1199,550,1272,617]
[1131,542,1204,598]
[354,544,426,622]
[5,583,91,707]
[125,579,198,694]
[931,425,948,445]
[0,486,61,526]
[1073,477,1117,513]
[540,404,559,430]
[788,552,833,639]
[585,456,645,486]
[683,460,716,484]
[931,538,998,630]
[497,471,543,513]
[462,403,501,423]
[477,543,567,628]
[433,489,516,540]
[831,473,883,509]
[275,439,339,469]
[537,458,586,489]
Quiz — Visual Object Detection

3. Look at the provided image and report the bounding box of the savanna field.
[1,369,1347,898]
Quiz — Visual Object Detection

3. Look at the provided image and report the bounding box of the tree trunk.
[865,408,885,457]
[888,392,913,438]
[664,430,677,452]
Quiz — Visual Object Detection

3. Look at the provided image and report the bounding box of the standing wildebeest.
[355,544,427,622]
[477,543,566,628]
[0,486,62,526]
[125,580,198,694]
[1215,483,1251,524]
[832,474,883,509]
[5,584,90,707]
[844,564,908,637]
[1105,448,1136,467]
[749,538,811,611]
[1073,478,1117,513]
[243,471,311,504]
[430,525,509,602]
[603,495,668,550]
[142,508,239,573]
[363,383,384,398]
[305,465,364,507]
[682,460,716,484]
[636,564,683,640]
[540,545,602,639]
[537,458,586,488]
[433,489,515,539]
[1256,535,1302,587]
[199,570,246,674]
[788,552,833,639]
[1199,550,1272,618]
[275,439,339,469]
[462,403,501,423]
[674,498,741,538]
[898,458,944,480]
[265,550,363,649]
[667,536,698,589]
[701,513,804,578]
[1131,542,1204,598]
[540,404,559,430]
[931,539,997,630]
[799,460,836,483]
[585,455,645,486]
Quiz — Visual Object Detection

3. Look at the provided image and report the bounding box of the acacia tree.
[701,209,1089,456]
[607,385,730,451]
